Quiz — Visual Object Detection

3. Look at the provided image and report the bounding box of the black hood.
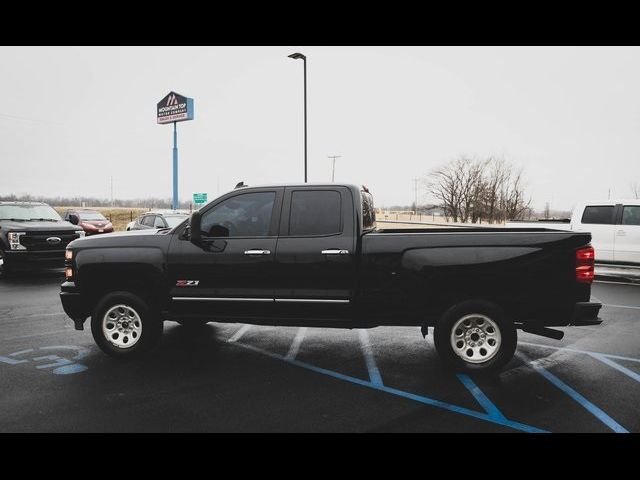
[0,219,81,232]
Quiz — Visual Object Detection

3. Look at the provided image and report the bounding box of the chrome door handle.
[321,249,349,255]
[617,230,626,236]
[244,249,271,255]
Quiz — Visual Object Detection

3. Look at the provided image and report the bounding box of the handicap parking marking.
[225,325,547,433]
[456,374,506,421]
[516,352,629,433]
[0,345,89,375]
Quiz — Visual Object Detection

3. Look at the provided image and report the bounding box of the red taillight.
[576,246,595,284]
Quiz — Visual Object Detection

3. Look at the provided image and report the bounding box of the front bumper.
[60,281,90,330]
[570,302,603,326]
[3,249,66,269]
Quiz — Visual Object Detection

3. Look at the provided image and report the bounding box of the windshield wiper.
[0,218,26,221]
[27,218,58,222]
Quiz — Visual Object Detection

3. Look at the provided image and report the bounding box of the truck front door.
[167,188,283,318]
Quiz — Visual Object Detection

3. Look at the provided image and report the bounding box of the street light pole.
[288,52,307,183]
[328,155,341,182]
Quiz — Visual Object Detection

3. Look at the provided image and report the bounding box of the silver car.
[127,211,189,231]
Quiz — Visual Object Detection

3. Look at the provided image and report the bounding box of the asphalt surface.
[0,270,639,432]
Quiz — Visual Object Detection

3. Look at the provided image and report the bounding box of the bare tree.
[426,155,530,224]
[631,182,640,199]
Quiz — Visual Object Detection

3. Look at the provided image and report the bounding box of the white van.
[506,200,640,265]
[570,200,640,264]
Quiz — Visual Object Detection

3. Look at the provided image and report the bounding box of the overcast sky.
[1,46,639,211]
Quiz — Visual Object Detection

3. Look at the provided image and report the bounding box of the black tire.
[91,291,163,360]
[434,300,517,373]
[175,319,210,328]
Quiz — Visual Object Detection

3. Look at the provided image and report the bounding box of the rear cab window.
[622,205,640,226]
[289,190,342,236]
[581,206,615,224]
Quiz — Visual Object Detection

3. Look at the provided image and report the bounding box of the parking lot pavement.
[0,271,638,432]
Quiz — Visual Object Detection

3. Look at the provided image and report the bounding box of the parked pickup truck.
[60,184,602,372]
[506,199,640,265]
[1,201,85,275]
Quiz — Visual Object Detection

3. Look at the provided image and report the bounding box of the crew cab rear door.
[272,186,357,318]
[615,204,640,263]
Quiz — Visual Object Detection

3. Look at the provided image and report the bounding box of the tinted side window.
[142,215,156,227]
[200,192,276,237]
[622,206,640,226]
[581,206,615,225]
[289,190,341,236]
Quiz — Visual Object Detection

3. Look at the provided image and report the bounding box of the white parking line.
[519,341,640,363]
[517,352,628,433]
[358,329,383,387]
[228,325,251,343]
[285,327,307,361]
[588,353,640,384]
[603,304,640,310]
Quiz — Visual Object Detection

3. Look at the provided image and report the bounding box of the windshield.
[0,204,62,221]
[164,215,188,227]
[79,212,106,221]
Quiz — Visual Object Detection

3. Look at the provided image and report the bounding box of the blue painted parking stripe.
[228,325,251,343]
[519,341,640,363]
[588,353,640,384]
[457,374,506,420]
[358,330,384,386]
[230,339,547,433]
[517,353,629,433]
[285,327,307,361]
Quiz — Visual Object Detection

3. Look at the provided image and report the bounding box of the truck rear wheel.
[91,291,163,360]
[434,300,516,373]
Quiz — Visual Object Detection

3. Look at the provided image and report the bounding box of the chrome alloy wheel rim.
[102,304,142,349]
[450,314,501,364]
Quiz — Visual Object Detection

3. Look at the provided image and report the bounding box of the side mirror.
[190,210,202,246]
[68,214,80,225]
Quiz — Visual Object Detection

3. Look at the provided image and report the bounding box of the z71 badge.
[176,280,200,287]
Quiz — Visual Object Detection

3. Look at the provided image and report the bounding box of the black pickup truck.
[60,184,602,372]
[1,201,84,275]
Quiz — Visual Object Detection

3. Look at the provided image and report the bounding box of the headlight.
[65,249,73,261]
[77,231,85,238]
[7,232,26,250]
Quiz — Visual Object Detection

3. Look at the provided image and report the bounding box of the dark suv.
[0,202,84,275]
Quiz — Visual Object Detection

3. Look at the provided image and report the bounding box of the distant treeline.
[0,193,193,209]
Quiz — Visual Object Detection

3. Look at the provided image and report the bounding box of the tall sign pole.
[173,122,178,210]
[157,91,194,211]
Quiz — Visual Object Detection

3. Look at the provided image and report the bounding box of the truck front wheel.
[91,291,163,360]
[434,300,516,373]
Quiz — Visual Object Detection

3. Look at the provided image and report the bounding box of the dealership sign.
[157,91,194,124]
